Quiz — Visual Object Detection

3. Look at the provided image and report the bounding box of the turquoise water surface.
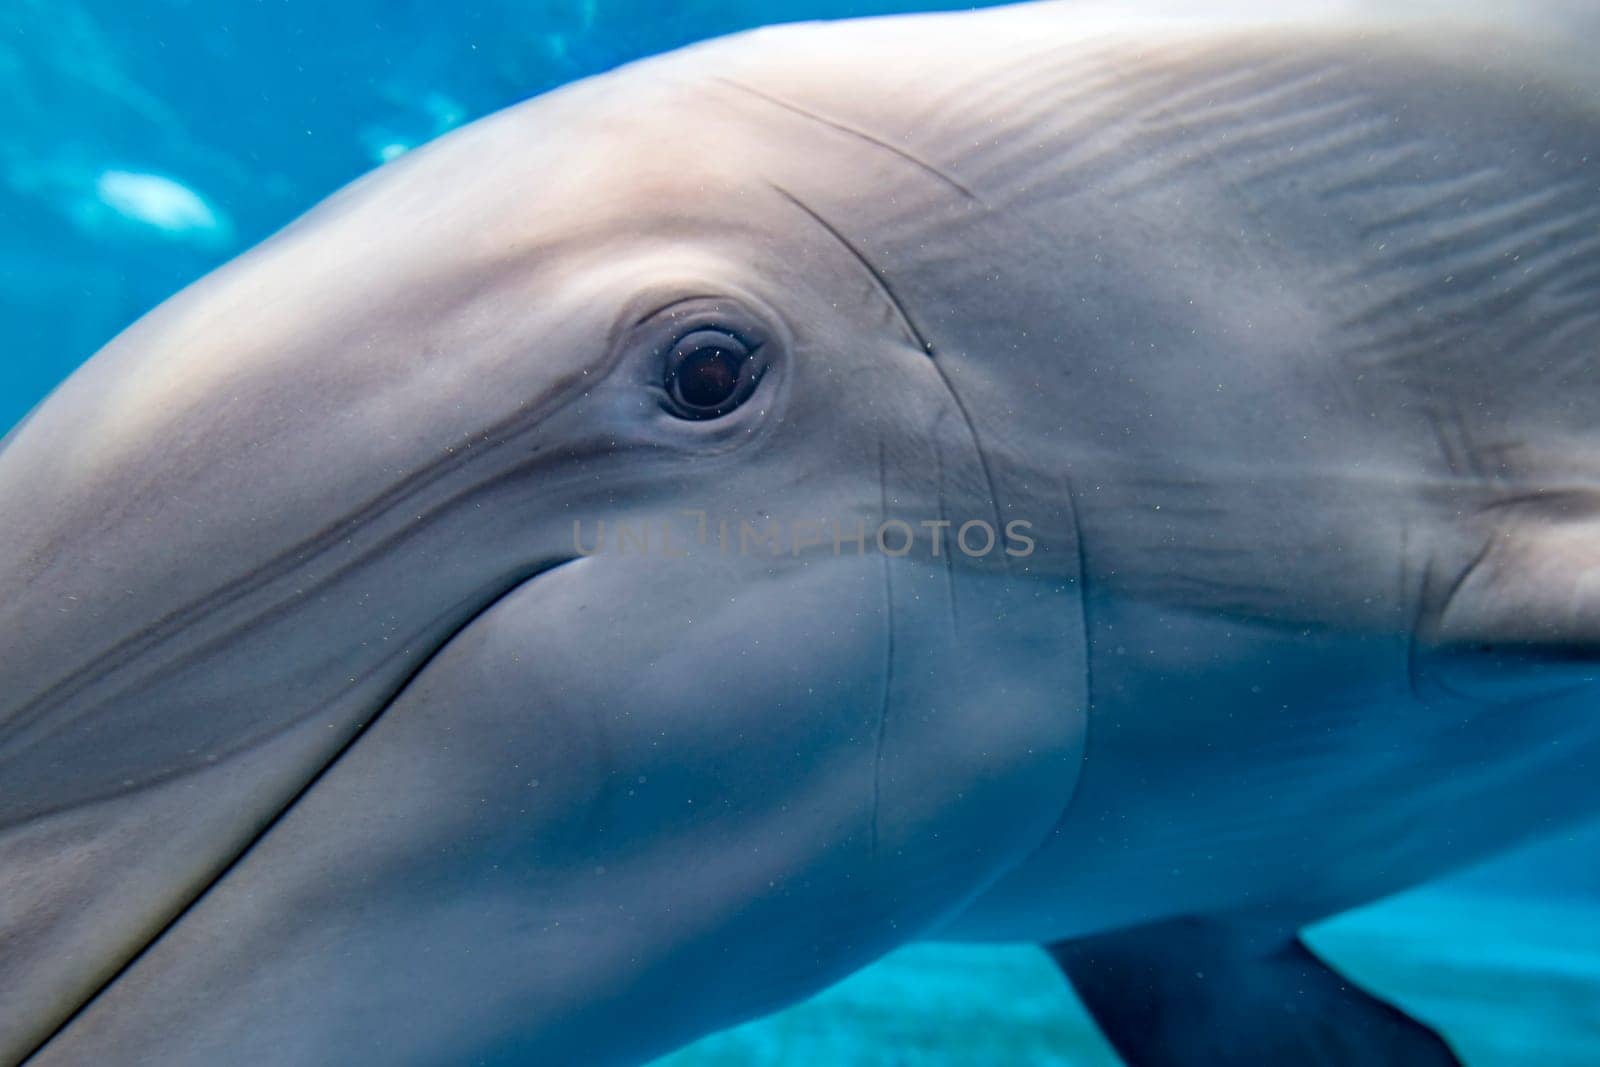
[5,3,1600,1063]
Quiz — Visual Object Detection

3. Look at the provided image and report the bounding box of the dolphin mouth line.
[19,553,583,1065]
[303,552,584,796]
[256,551,585,823]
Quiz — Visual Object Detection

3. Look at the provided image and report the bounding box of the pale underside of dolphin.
[2,0,1598,1062]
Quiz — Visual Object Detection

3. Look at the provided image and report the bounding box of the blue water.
[5,3,1600,1062]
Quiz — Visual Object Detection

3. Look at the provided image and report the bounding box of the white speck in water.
[95,169,228,243]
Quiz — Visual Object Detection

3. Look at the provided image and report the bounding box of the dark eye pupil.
[676,346,741,409]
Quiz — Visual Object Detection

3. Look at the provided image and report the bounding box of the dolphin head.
[0,43,987,811]
[0,21,1087,1062]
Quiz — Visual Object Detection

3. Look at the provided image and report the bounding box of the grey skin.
[2,1,1598,1062]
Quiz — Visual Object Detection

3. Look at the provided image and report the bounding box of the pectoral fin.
[1047,917,1460,1066]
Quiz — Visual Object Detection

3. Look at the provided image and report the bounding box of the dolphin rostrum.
[3,1,1598,1062]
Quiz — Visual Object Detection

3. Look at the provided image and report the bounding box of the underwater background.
[3,1,1599,1062]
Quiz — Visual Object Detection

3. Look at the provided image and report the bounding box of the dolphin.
[3,1,1598,1062]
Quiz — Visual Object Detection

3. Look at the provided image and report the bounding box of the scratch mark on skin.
[932,417,960,634]
[1423,401,1492,485]
[1009,469,1093,871]
[1448,402,1488,483]
[873,438,895,860]
[769,184,1008,563]
[1426,406,1467,479]
[771,183,925,350]
[718,77,980,204]
[1063,472,1092,714]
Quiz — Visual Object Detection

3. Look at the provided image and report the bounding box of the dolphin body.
[2,1,1598,1062]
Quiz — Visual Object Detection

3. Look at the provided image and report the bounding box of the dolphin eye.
[664,328,759,419]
